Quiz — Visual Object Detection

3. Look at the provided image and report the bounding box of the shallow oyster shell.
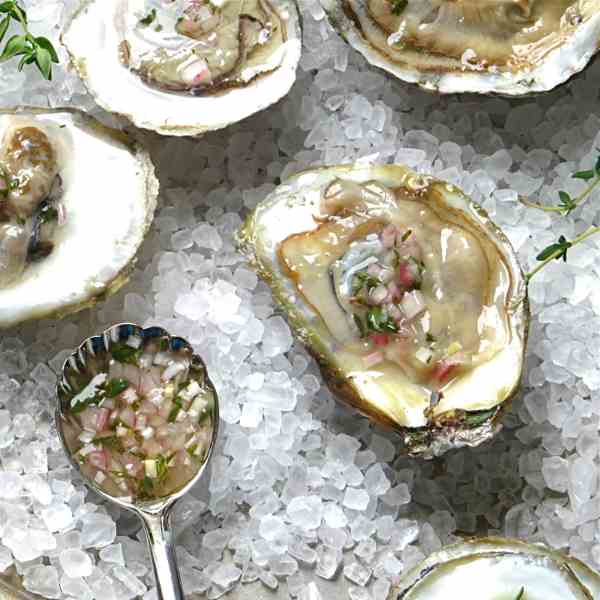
[62,0,302,136]
[0,108,158,329]
[320,0,600,95]
[237,164,529,457]
[393,537,600,600]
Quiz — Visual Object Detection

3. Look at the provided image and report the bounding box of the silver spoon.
[55,323,219,600]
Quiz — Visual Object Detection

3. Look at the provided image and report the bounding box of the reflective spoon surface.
[55,323,219,600]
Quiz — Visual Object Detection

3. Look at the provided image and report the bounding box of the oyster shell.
[237,165,528,457]
[320,0,600,95]
[0,108,158,329]
[62,0,302,136]
[393,537,600,600]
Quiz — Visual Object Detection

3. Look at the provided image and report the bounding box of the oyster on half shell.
[393,537,600,600]
[0,108,158,329]
[62,0,302,136]
[320,0,600,95]
[237,165,528,457]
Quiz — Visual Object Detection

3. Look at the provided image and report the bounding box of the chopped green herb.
[515,587,525,600]
[154,23,163,32]
[353,313,367,338]
[71,391,104,413]
[426,333,436,343]
[92,436,124,452]
[156,454,169,482]
[159,338,169,351]
[366,306,398,334]
[38,205,58,225]
[139,475,154,498]
[186,444,197,457]
[463,408,497,428]
[352,271,379,294]
[168,395,183,423]
[111,343,142,365]
[104,378,129,398]
[401,229,412,242]
[390,0,407,15]
[138,8,156,26]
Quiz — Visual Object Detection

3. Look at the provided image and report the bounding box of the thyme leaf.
[0,2,59,79]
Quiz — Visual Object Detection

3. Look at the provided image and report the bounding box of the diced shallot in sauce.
[63,337,215,501]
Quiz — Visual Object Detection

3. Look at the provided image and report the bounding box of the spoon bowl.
[55,323,219,600]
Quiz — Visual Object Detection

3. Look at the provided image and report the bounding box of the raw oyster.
[62,0,302,136]
[0,108,158,329]
[320,0,600,95]
[393,537,600,600]
[237,165,528,457]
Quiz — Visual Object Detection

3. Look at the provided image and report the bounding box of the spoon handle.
[139,508,185,600]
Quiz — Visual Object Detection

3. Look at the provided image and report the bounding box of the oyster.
[320,0,600,95]
[0,108,158,329]
[393,537,600,599]
[237,165,528,457]
[62,0,302,136]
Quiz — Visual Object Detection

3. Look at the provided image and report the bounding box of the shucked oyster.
[320,0,600,95]
[62,0,302,136]
[393,537,600,600]
[0,109,157,329]
[238,165,528,457]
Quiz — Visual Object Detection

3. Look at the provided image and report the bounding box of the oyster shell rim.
[319,0,600,96]
[392,536,600,599]
[61,0,303,137]
[0,106,159,330]
[237,163,530,458]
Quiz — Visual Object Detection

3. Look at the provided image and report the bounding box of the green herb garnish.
[515,587,525,600]
[38,205,58,225]
[156,454,169,482]
[0,166,17,197]
[92,436,124,452]
[521,153,600,281]
[71,391,104,413]
[104,378,129,398]
[366,306,398,333]
[111,343,142,365]
[353,314,367,338]
[352,271,380,294]
[527,228,600,282]
[138,8,156,26]
[400,229,412,242]
[426,333,436,343]
[521,151,600,216]
[0,1,59,80]
[139,475,154,498]
[463,408,497,428]
[168,396,183,423]
[390,0,407,15]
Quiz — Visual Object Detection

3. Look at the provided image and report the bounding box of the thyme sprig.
[522,154,600,281]
[520,154,600,216]
[526,227,600,282]
[0,1,59,80]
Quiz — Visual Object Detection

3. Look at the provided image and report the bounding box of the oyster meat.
[62,0,302,136]
[0,109,158,329]
[320,0,600,95]
[238,165,528,457]
[393,537,600,600]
